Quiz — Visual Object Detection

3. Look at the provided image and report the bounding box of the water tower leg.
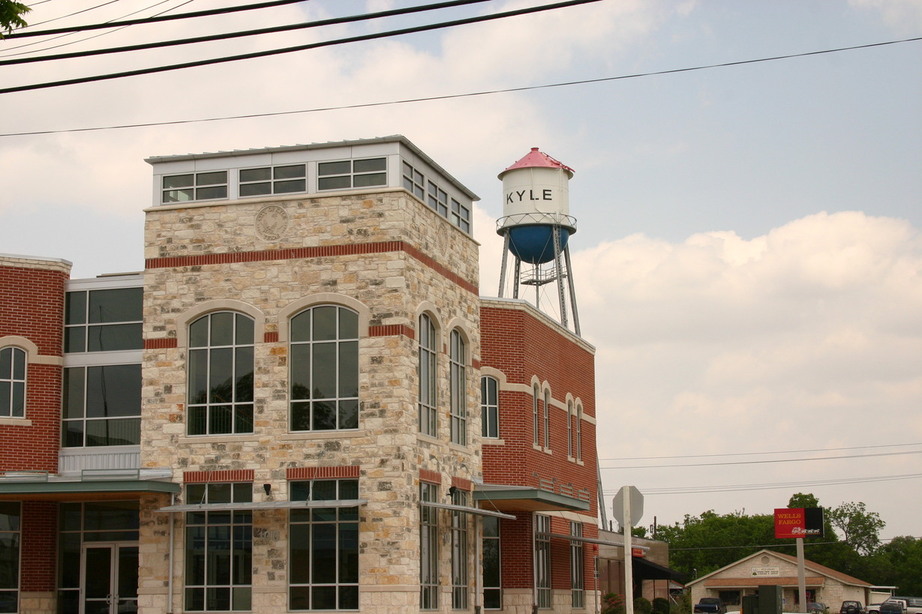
[564,246,580,336]
[553,225,569,329]
[513,258,521,300]
[498,233,511,298]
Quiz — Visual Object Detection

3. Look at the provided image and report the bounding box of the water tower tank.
[497,147,575,264]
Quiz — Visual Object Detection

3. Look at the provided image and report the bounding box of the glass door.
[81,543,138,614]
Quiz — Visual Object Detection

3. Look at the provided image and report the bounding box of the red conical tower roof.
[498,147,574,179]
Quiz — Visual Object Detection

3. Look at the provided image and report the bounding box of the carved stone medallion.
[255,205,289,240]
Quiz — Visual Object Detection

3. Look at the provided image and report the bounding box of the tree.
[873,536,922,594]
[826,501,885,556]
[0,0,29,36]
[788,492,820,508]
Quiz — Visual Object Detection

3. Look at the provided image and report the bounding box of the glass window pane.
[235,347,253,402]
[318,161,350,176]
[274,179,305,194]
[163,174,194,189]
[312,306,336,341]
[354,158,385,172]
[311,344,335,398]
[339,309,358,338]
[240,168,270,182]
[274,165,305,179]
[164,188,194,203]
[209,349,232,403]
[210,313,234,346]
[290,344,311,400]
[86,418,140,446]
[239,182,271,197]
[196,185,227,200]
[88,288,142,323]
[65,291,87,325]
[63,368,85,419]
[339,341,358,398]
[311,524,336,583]
[312,401,336,431]
[64,327,85,353]
[209,405,233,434]
[290,311,310,342]
[188,407,207,435]
[235,314,254,344]
[188,349,208,405]
[196,171,226,186]
[87,323,142,351]
[85,365,141,418]
[290,402,310,431]
[318,176,350,190]
[353,172,386,187]
[234,405,253,434]
[189,317,209,348]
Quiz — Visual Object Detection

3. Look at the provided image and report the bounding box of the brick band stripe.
[369,324,414,339]
[144,338,178,349]
[286,466,361,480]
[184,469,255,483]
[419,469,441,485]
[145,240,478,294]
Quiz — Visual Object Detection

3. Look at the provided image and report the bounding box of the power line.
[601,472,922,496]
[0,0,494,67]
[600,441,922,462]
[0,0,600,94]
[2,33,918,136]
[6,0,309,39]
[601,449,921,470]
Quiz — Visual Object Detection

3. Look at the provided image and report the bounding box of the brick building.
[0,136,600,613]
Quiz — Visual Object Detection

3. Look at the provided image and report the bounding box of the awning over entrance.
[473,483,590,513]
[633,556,686,583]
[0,479,179,501]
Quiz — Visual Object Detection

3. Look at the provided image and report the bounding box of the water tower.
[497,147,581,335]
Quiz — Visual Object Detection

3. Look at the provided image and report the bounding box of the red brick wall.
[19,502,57,592]
[0,263,68,473]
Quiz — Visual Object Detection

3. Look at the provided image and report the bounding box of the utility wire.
[600,441,922,462]
[2,33,918,136]
[600,472,922,496]
[0,0,494,66]
[19,0,120,28]
[0,0,601,95]
[6,0,309,39]
[600,449,921,470]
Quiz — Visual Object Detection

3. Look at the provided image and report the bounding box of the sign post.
[774,508,824,613]
[614,486,643,614]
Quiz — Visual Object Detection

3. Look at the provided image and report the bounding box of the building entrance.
[80,543,138,614]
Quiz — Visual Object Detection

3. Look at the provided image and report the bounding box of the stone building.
[0,136,600,613]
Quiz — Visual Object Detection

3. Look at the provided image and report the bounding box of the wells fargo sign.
[774,508,824,539]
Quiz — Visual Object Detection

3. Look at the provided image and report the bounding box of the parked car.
[695,598,728,614]
[869,604,885,614]
[809,603,829,614]
[841,601,865,614]
[879,603,905,614]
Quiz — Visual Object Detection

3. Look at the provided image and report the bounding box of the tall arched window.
[187,311,254,435]
[480,376,499,439]
[418,314,437,437]
[0,347,26,418]
[449,330,466,446]
[576,403,583,461]
[532,384,540,446]
[289,305,359,431]
[567,400,574,458]
[543,388,551,450]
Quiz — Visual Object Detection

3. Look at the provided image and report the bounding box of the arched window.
[418,314,437,437]
[187,312,254,435]
[532,384,540,446]
[576,403,583,461]
[0,347,26,418]
[567,400,574,458]
[449,330,466,446]
[289,305,359,431]
[480,376,499,439]
[543,388,551,450]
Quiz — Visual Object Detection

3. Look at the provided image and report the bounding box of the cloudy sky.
[1,1,920,541]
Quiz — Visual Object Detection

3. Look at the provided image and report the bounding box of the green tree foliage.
[869,536,922,594]
[0,0,29,35]
[826,501,885,556]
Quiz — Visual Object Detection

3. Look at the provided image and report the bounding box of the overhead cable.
[0,0,600,95]
[0,0,494,66]
[2,34,919,136]
[600,441,922,462]
[600,449,922,470]
[600,472,922,496]
[6,0,309,39]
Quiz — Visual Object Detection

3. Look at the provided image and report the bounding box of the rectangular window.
[450,489,469,609]
[0,348,25,419]
[65,288,143,353]
[0,502,20,614]
[535,515,551,609]
[480,376,498,438]
[451,198,471,234]
[63,364,141,447]
[240,164,306,197]
[570,522,584,608]
[289,479,359,611]
[420,482,439,610]
[402,161,425,200]
[418,315,437,437]
[318,158,386,191]
[482,516,501,610]
[185,483,252,612]
[162,171,228,203]
[427,181,448,217]
[449,330,466,446]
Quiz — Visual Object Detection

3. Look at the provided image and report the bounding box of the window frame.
[480,376,499,439]
[64,287,143,353]
[419,482,439,610]
[418,314,437,437]
[576,403,583,462]
[532,384,540,447]
[535,515,552,609]
[450,489,469,609]
[289,305,360,433]
[317,157,386,191]
[0,501,20,614]
[543,389,551,450]
[186,311,255,436]
[288,478,360,611]
[183,482,253,612]
[0,347,26,419]
[62,363,142,448]
[449,330,466,446]
[482,515,502,610]
[239,164,306,197]
[162,170,228,203]
[570,522,585,608]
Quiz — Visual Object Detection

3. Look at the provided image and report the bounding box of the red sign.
[774,508,824,538]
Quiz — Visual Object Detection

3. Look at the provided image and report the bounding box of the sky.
[1,0,920,544]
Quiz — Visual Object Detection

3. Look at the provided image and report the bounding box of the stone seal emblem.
[256,205,288,240]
